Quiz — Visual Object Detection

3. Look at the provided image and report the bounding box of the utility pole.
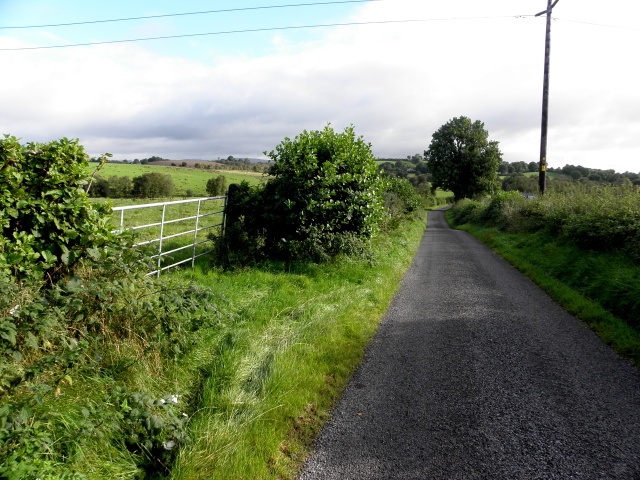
[535,0,560,194]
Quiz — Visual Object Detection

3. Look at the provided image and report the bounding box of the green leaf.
[60,250,76,265]
[40,250,56,263]
[7,253,23,264]
[24,332,39,349]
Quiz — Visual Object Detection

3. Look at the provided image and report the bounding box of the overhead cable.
[0,0,380,29]
[0,16,519,51]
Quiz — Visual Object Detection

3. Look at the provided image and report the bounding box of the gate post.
[224,183,241,233]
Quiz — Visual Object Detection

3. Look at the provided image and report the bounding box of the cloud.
[1,0,639,172]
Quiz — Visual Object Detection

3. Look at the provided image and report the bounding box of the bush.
[481,190,531,230]
[384,176,423,214]
[381,177,425,231]
[132,172,174,198]
[450,199,484,225]
[450,184,640,261]
[108,176,133,198]
[0,255,222,478]
[542,184,640,255]
[0,135,118,280]
[206,176,227,197]
[219,125,384,263]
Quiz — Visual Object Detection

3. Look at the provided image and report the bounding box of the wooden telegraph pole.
[535,0,560,194]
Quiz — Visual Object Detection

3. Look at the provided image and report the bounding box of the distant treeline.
[377,154,430,178]
[213,156,270,173]
[377,156,640,194]
[501,161,640,193]
[90,155,270,173]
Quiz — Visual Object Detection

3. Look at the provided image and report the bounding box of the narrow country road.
[298,208,640,480]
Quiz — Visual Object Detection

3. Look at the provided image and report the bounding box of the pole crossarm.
[535,0,560,17]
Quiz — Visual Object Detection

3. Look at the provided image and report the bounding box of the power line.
[4,14,635,52]
[554,17,640,31]
[0,0,380,30]
[0,16,520,52]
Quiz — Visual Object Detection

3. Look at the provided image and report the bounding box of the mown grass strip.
[158,216,427,479]
[447,211,640,367]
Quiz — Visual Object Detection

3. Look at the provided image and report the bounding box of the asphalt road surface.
[298,208,640,480]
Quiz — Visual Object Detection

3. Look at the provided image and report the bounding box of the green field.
[88,163,266,272]
[110,198,227,273]
[91,162,265,198]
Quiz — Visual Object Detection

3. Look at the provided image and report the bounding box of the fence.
[112,196,226,277]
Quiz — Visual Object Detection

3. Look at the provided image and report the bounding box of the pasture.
[90,162,266,198]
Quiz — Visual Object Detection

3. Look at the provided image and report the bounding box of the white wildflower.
[162,440,176,450]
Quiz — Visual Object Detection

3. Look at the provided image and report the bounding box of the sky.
[1,0,639,173]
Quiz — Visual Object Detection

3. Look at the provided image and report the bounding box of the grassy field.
[88,164,266,270]
[91,162,265,198]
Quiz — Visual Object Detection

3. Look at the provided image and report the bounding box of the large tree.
[425,116,502,200]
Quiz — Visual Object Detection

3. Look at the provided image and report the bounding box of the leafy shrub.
[520,184,640,257]
[481,190,531,230]
[0,135,118,280]
[450,199,484,225]
[384,176,423,214]
[381,177,424,231]
[131,172,174,198]
[219,125,385,263]
[206,175,227,197]
[107,175,133,198]
[450,183,640,260]
[113,389,190,476]
[0,259,223,478]
[265,125,384,243]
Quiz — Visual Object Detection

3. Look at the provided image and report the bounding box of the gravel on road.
[298,208,640,480]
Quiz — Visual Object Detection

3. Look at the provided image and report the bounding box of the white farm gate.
[112,196,226,277]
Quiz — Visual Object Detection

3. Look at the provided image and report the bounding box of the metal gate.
[112,196,226,277]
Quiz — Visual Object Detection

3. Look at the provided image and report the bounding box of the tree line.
[384,115,640,200]
[89,172,175,198]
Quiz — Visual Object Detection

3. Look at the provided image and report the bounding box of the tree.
[132,172,174,198]
[206,175,227,196]
[502,173,538,193]
[425,116,502,200]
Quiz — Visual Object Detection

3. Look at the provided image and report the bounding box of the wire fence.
[111,196,226,277]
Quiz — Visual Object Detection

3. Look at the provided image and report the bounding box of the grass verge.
[2,214,425,479]
[144,216,426,479]
[447,210,640,367]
